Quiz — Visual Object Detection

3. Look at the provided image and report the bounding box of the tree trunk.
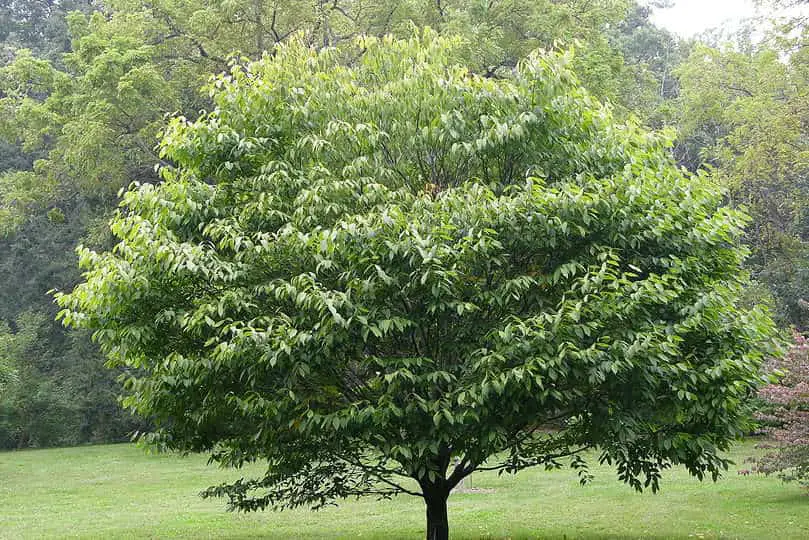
[425,493,449,540]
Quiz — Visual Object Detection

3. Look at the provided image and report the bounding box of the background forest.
[0,0,806,450]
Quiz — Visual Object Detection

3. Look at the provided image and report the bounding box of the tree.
[0,318,21,395]
[0,0,679,451]
[0,0,95,61]
[0,305,145,449]
[57,34,778,538]
[755,332,809,485]
[676,34,809,327]
[0,0,643,235]
[0,311,80,448]
[56,32,777,538]
[609,1,685,128]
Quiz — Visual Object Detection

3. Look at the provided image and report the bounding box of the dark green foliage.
[0,0,94,61]
[0,0,693,453]
[0,313,145,449]
[58,35,777,538]
[0,208,146,449]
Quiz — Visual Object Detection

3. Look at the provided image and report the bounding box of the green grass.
[1,441,807,539]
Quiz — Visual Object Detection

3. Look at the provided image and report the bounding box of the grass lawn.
[1,440,807,539]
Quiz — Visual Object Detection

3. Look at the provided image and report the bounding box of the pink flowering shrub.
[755,332,809,485]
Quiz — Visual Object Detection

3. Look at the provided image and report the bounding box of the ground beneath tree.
[3,441,809,539]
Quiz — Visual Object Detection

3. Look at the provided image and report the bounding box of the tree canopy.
[0,0,679,451]
[677,34,809,327]
[0,0,645,234]
[57,34,777,539]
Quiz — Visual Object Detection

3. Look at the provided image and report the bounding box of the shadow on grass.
[759,491,809,503]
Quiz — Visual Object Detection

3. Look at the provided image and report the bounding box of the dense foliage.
[0,3,802,519]
[57,34,777,539]
[677,36,809,327]
[0,0,678,451]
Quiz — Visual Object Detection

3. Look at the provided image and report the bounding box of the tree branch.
[338,455,424,498]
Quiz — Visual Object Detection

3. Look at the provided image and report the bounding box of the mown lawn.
[1,440,807,539]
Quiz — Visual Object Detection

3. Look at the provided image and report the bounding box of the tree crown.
[57,32,777,515]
